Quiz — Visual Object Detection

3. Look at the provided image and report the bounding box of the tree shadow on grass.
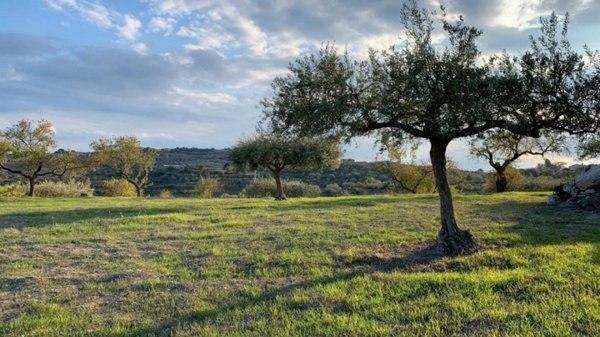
[268,195,429,211]
[0,207,187,230]
[106,243,443,337]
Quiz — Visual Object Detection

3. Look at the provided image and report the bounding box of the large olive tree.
[90,136,158,197]
[230,135,342,200]
[261,2,599,254]
[0,119,85,196]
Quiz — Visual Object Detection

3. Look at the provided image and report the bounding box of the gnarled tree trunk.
[429,140,476,255]
[273,170,286,201]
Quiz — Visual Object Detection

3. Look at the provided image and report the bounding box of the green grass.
[0,193,599,336]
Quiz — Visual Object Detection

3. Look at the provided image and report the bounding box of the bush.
[193,176,221,198]
[521,175,564,191]
[0,182,26,197]
[102,178,136,197]
[240,178,321,198]
[322,183,347,197]
[33,179,94,197]
[159,189,174,198]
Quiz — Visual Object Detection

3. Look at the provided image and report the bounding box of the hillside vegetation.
[87,147,577,197]
[1,193,599,336]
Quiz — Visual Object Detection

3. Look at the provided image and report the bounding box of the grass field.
[1,193,599,336]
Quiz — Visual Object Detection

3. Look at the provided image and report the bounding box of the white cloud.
[118,15,142,41]
[45,0,113,28]
[132,42,148,54]
[171,87,238,105]
[45,0,143,43]
[149,16,177,35]
[490,0,550,31]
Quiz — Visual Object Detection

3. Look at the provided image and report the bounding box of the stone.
[547,195,558,205]
[563,184,572,193]
[575,165,600,191]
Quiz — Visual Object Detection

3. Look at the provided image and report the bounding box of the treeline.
[0,119,577,198]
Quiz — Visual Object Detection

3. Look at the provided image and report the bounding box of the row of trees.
[0,119,158,197]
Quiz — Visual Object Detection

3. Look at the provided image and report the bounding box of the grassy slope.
[0,193,599,336]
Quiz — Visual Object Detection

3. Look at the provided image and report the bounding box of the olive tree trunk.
[27,177,36,197]
[125,177,143,197]
[495,168,508,193]
[429,140,476,254]
[273,170,286,201]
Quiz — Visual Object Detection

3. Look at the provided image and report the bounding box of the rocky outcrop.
[548,165,600,210]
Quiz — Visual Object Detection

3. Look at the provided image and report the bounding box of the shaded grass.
[0,193,599,336]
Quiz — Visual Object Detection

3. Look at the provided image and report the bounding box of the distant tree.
[382,148,463,194]
[261,2,600,253]
[380,147,435,194]
[230,135,342,200]
[470,130,563,192]
[90,136,158,197]
[0,119,86,196]
[483,166,525,192]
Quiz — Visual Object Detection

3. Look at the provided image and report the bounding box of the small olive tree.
[470,130,563,192]
[230,135,342,200]
[0,119,85,196]
[90,136,158,197]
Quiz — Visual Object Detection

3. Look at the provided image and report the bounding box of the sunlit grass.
[0,193,599,336]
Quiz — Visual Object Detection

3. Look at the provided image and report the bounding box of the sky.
[1,0,599,170]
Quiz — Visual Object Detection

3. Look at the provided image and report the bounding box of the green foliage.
[240,178,321,198]
[322,183,347,197]
[0,119,56,174]
[230,134,343,172]
[578,138,600,159]
[102,178,137,197]
[32,179,94,198]
[0,182,25,197]
[193,176,221,198]
[90,136,158,197]
[521,175,565,192]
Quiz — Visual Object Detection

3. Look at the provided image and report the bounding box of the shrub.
[240,178,321,198]
[521,175,564,191]
[322,183,347,197]
[102,178,136,197]
[33,179,94,197]
[193,176,221,198]
[159,189,174,198]
[0,182,26,197]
